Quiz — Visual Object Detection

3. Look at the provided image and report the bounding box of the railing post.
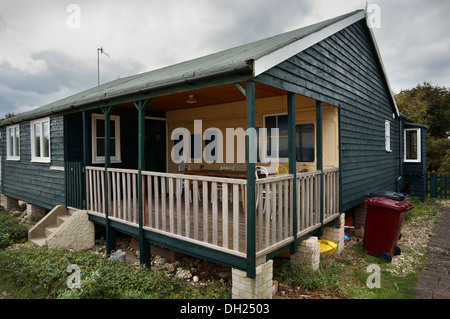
[134,99,151,267]
[246,80,256,278]
[82,111,89,210]
[316,100,324,236]
[102,105,116,254]
[287,92,298,254]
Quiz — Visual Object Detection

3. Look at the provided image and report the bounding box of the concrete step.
[57,214,71,226]
[30,237,47,247]
[45,225,61,237]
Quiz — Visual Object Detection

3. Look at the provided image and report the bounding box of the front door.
[145,119,166,172]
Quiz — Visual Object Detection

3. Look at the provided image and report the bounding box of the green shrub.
[0,209,28,248]
[0,244,230,299]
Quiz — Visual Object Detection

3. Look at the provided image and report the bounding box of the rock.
[193,276,199,283]
[166,263,176,272]
[176,268,192,279]
[218,271,231,280]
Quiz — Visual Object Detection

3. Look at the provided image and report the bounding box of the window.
[404,128,421,162]
[265,114,289,158]
[296,124,315,162]
[31,118,50,162]
[264,114,315,162]
[6,124,20,160]
[92,114,121,164]
[385,120,391,152]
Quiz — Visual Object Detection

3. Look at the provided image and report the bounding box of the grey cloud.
[0,49,146,118]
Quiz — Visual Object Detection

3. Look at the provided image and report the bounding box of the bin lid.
[364,197,414,212]
[368,191,408,201]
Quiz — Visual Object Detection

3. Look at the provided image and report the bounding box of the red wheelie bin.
[363,197,414,262]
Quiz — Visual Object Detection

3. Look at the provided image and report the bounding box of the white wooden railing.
[296,171,321,238]
[86,166,247,257]
[323,168,340,223]
[86,166,339,260]
[255,174,294,257]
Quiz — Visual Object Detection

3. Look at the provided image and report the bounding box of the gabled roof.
[1,9,398,126]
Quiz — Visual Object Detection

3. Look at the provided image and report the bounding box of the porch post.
[134,99,151,267]
[287,92,298,253]
[316,100,324,236]
[102,106,116,254]
[82,111,89,210]
[246,80,256,279]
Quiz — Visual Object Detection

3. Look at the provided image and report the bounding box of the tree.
[395,82,450,173]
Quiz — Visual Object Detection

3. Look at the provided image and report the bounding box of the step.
[57,214,71,226]
[45,225,61,237]
[30,237,47,247]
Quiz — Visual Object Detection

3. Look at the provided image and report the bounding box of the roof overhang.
[253,10,366,76]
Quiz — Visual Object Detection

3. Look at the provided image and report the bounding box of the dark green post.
[288,92,298,253]
[82,111,89,209]
[246,80,256,279]
[316,101,324,236]
[102,106,116,254]
[134,99,151,267]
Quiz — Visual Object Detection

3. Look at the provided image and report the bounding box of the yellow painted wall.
[165,94,339,173]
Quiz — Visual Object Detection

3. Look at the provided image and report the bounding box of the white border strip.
[253,10,366,77]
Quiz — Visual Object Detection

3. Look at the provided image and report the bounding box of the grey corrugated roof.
[1,9,364,126]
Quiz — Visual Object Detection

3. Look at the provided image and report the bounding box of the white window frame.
[30,117,51,163]
[6,124,20,161]
[91,113,121,164]
[385,120,392,152]
[404,128,421,163]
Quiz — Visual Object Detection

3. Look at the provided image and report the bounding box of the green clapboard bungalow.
[0,10,426,298]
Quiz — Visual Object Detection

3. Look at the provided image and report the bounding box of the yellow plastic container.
[319,239,337,255]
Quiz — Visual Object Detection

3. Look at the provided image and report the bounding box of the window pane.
[9,128,14,157]
[278,136,289,158]
[110,139,116,157]
[43,121,50,157]
[296,124,315,162]
[34,123,41,157]
[265,116,276,132]
[15,128,19,157]
[96,119,105,138]
[278,115,288,136]
[406,130,418,160]
[110,121,116,138]
[97,139,105,156]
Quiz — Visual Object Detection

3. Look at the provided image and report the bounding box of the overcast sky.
[0,0,449,119]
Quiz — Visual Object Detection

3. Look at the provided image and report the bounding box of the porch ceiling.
[118,82,286,112]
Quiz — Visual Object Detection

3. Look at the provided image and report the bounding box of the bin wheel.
[380,252,392,263]
[394,246,401,256]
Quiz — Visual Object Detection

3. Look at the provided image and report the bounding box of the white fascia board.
[253,10,366,77]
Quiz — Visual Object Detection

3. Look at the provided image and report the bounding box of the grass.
[274,198,442,299]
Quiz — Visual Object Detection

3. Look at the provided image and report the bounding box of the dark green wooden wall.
[402,124,427,200]
[256,19,401,212]
[1,116,65,210]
